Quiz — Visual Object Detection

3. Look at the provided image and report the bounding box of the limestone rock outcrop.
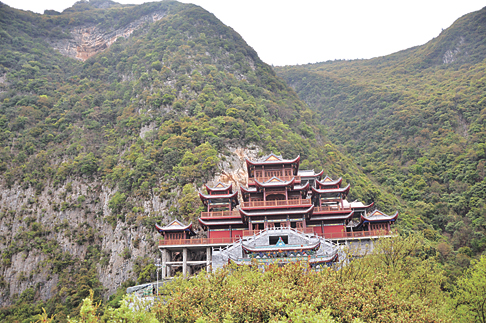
[49,11,165,61]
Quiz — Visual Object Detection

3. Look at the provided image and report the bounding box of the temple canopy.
[205,182,232,195]
[241,240,321,253]
[311,184,350,198]
[240,185,257,193]
[199,191,239,205]
[310,211,354,221]
[239,205,314,217]
[157,152,400,280]
[246,153,300,175]
[254,177,295,188]
[198,218,245,228]
[316,176,342,189]
[298,169,324,179]
[361,210,399,223]
[155,219,196,237]
[344,200,374,209]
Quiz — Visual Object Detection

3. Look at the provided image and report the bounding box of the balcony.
[242,199,311,208]
[200,210,240,217]
[241,227,315,237]
[159,237,240,246]
[317,230,391,239]
[248,175,301,185]
[314,206,352,213]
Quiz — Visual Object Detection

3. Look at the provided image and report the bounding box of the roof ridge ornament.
[206,181,231,189]
[266,176,285,183]
[265,152,281,161]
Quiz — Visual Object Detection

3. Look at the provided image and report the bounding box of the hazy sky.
[3,0,485,66]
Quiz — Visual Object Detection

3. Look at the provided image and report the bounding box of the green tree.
[178,183,203,223]
[454,256,486,323]
[69,291,159,323]
[108,191,127,214]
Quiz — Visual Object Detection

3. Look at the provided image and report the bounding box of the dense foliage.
[67,235,486,323]
[0,0,402,321]
[0,0,395,214]
[276,6,486,261]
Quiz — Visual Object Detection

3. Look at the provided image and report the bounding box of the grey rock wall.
[48,11,166,61]
[0,146,255,305]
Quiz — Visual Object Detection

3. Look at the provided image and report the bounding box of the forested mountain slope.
[276,7,486,258]
[0,0,399,320]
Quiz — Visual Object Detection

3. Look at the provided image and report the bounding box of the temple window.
[269,236,288,244]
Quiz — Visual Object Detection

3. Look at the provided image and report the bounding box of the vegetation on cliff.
[0,0,400,321]
[66,235,486,323]
[2,0,485,320]
[276,6,486,269]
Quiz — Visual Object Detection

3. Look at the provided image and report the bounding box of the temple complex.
[156,153,398,278]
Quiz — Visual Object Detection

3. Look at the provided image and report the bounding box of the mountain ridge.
[276,5,486,260]
[0,1,402,320]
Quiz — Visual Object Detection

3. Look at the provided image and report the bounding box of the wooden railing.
[314,206,352,213]
[317,230,391,239]
[248,175,301,185]
[159,230,393,247]
[242,199,311,208]
[159,237,239,246]
[242,227,314,237]
[200,210,240,217]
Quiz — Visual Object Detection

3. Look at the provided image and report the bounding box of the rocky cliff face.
[0,147,255,304]
[214,146,259,190]
[0,1,323,313]
[49,11,166,60]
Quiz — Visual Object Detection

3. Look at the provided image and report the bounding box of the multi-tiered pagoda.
[156,153,398,277]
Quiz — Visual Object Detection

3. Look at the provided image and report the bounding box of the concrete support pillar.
[166,250,172,278]
[161,249,167,279]
[206,247,212,272]
[182,248,188,278]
